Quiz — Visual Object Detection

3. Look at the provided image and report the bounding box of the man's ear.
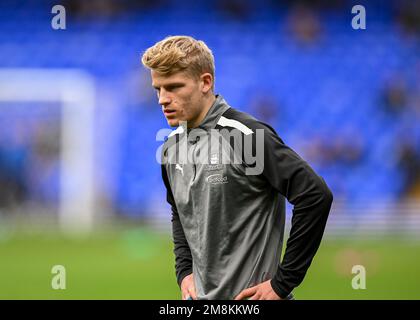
[200,73,213,94]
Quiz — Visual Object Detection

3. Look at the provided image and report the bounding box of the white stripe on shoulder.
[168,125,184,138]
[217,116,253,135]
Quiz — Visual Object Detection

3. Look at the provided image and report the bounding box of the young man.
[141,36,333,300]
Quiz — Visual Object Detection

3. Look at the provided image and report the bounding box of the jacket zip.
[191,139,198,182]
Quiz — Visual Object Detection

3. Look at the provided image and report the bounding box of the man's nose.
[159,92,171,106]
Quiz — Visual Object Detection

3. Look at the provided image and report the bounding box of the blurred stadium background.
[0,0,419,299]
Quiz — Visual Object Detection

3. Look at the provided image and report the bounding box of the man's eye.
[167,85,182,91]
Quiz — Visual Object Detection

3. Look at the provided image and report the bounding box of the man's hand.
[180,273,197,300]
[234,279,283,300]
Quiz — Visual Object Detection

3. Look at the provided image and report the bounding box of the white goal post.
[0,68,96,233]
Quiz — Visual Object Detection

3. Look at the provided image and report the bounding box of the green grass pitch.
[0,227,419,299]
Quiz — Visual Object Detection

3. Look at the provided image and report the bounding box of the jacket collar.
[193,94,230,131]
[169,95,230,143]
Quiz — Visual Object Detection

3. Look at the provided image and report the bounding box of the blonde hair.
[141,35,215,90]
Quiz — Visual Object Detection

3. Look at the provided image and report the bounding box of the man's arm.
[258,124,333,298]
[161,165,193,287]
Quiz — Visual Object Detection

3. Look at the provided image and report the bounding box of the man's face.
[151,70,204,128]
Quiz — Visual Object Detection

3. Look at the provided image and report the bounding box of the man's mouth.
[164,109,176,116]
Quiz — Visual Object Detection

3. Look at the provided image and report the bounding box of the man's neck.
[188,94,216,129]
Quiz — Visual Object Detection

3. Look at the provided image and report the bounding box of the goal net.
[0,68,96,234]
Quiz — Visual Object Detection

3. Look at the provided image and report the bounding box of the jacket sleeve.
[252,123,333,299]
[161,164,193,287]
